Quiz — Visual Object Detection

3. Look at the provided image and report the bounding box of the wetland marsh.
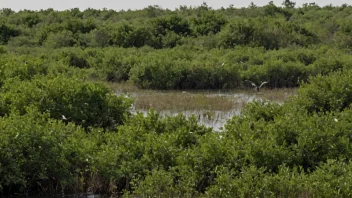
[113,84,296,130]
[2,2,352,197]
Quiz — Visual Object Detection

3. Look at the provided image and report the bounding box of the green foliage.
[283,0,296,9]
[63,18,96,34]
[0,8,15,16]
[90,28,113,47]
[90,111,211,194]
[132,169,176,197]
[0,45,7,54]
[192,10,227,36]
[218,19,256,48]
[206,161,352,198]
[0,111,94,194]
[294,69,352,113]
[1,71,352,196]
[0,22,19,44]
[17,12,41,28]
[219,18,318,49]
[60,49,90,68]
[0,3,350,50]
[2,44,347,90]
[0,76,132,129]
[0,3,350,89]
[240,100,283,122]
[44,30,76,48]
[153,15,191,36]
[2,4,352,197]
[113,23,153,48]
[129,49,241,89]
[0,55,49,87]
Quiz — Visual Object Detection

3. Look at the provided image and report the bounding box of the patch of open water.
[131,109,241,131]
[128,90,276,131]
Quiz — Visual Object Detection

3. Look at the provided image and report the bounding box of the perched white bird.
[245,80,268,92]
[62,115,67,120]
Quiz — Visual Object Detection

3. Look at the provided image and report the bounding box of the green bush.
[294,69,352,113]
[192,10,227,36]
[91,111,211,194]
[44,30,76,48]
[2,4,352,197]
[60,49,90,68]
[0,111,94,194]
[0,55,48,87]
[0,22,19,44]
[0,76,132,129]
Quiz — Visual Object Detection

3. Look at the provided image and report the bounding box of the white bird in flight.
[245,80,268,92]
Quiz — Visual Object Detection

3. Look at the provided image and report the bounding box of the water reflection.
[123,89,295,131]
[130,90,278,131]
[132,109,240,131]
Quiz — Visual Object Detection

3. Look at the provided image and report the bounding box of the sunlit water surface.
[127,89,294,131]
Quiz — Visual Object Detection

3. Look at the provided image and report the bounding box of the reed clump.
[259,88,297,102]
[134,92,235,111]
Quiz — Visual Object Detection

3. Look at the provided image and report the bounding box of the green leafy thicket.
[1,2,352,197]
[1,64,352,197]
[0,111,94,194]
[1,45,351,89]
[0,3,352,89]
[0,76,132,129]
[3,2,347,49]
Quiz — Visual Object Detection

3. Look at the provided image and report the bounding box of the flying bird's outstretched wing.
[245,80,257,87]
[259,82,268,88]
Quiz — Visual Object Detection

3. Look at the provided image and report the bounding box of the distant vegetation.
[1,1,352,197]
[1,1,352,89]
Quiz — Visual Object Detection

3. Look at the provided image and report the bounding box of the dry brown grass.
[135,92,236,111]
[104,82,297,112]
[259,88,297,102]
[103,81,140,93]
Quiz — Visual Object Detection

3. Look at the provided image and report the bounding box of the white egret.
[245,80,268,92]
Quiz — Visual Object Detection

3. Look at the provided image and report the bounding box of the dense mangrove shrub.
[1,3,351,50]
[206,160,352,198]
[3,44,352,90]
[0,75,132,129]
[0,55,49,87]
[224,97,352,173]
[0,22,19,44]
[0,111,95,195]
[129,56,241,89]
[1,104,352,196]
[91,111,212,194]
[127,48,242,89]
[293,69,352,113]
[218,18,319,49]
[2,3,352,197]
